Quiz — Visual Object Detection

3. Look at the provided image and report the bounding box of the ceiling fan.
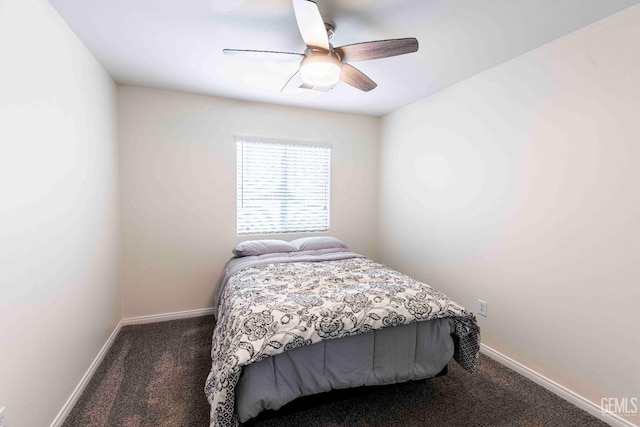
[223,0,419,92]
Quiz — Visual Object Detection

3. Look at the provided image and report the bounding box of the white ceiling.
[48,0,639,116]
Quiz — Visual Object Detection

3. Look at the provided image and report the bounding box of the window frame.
[235,136,332,235]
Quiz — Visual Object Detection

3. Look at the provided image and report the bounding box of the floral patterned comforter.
[205,255,480,427]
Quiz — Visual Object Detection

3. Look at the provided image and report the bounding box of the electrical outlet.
[478,299,487,317]
[0,405,6,427]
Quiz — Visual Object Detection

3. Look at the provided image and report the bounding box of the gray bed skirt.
[235,317,455,423]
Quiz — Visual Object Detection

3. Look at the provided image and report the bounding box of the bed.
[205,237,480,427]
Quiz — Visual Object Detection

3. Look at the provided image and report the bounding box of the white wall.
[0,0,120,425]
[379,4,640,420]
[118,86,379,317]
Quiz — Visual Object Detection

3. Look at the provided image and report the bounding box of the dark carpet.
[63,315,607,427]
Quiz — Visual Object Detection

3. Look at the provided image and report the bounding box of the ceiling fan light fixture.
[300,53,342,87]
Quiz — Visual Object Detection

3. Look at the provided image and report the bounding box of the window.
[236,137,331,235]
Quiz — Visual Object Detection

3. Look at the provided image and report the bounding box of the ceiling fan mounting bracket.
[324,23,335,40]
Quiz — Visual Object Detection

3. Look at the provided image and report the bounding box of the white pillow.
[290,236,348,251]
[233,240,297,257]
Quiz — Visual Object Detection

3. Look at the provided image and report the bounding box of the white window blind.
[236,137,331,235]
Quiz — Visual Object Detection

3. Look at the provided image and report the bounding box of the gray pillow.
[290,236,348,251]
[233,240,297,257]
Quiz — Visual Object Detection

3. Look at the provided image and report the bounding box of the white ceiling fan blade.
[340,63,377,92]
[292,0,330,50]
[223,49,304,62]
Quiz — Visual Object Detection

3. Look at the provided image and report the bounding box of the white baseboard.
[50,307,216,427]
[50,319,124,427]
[480,344,638,427]
[120,307,215,326]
